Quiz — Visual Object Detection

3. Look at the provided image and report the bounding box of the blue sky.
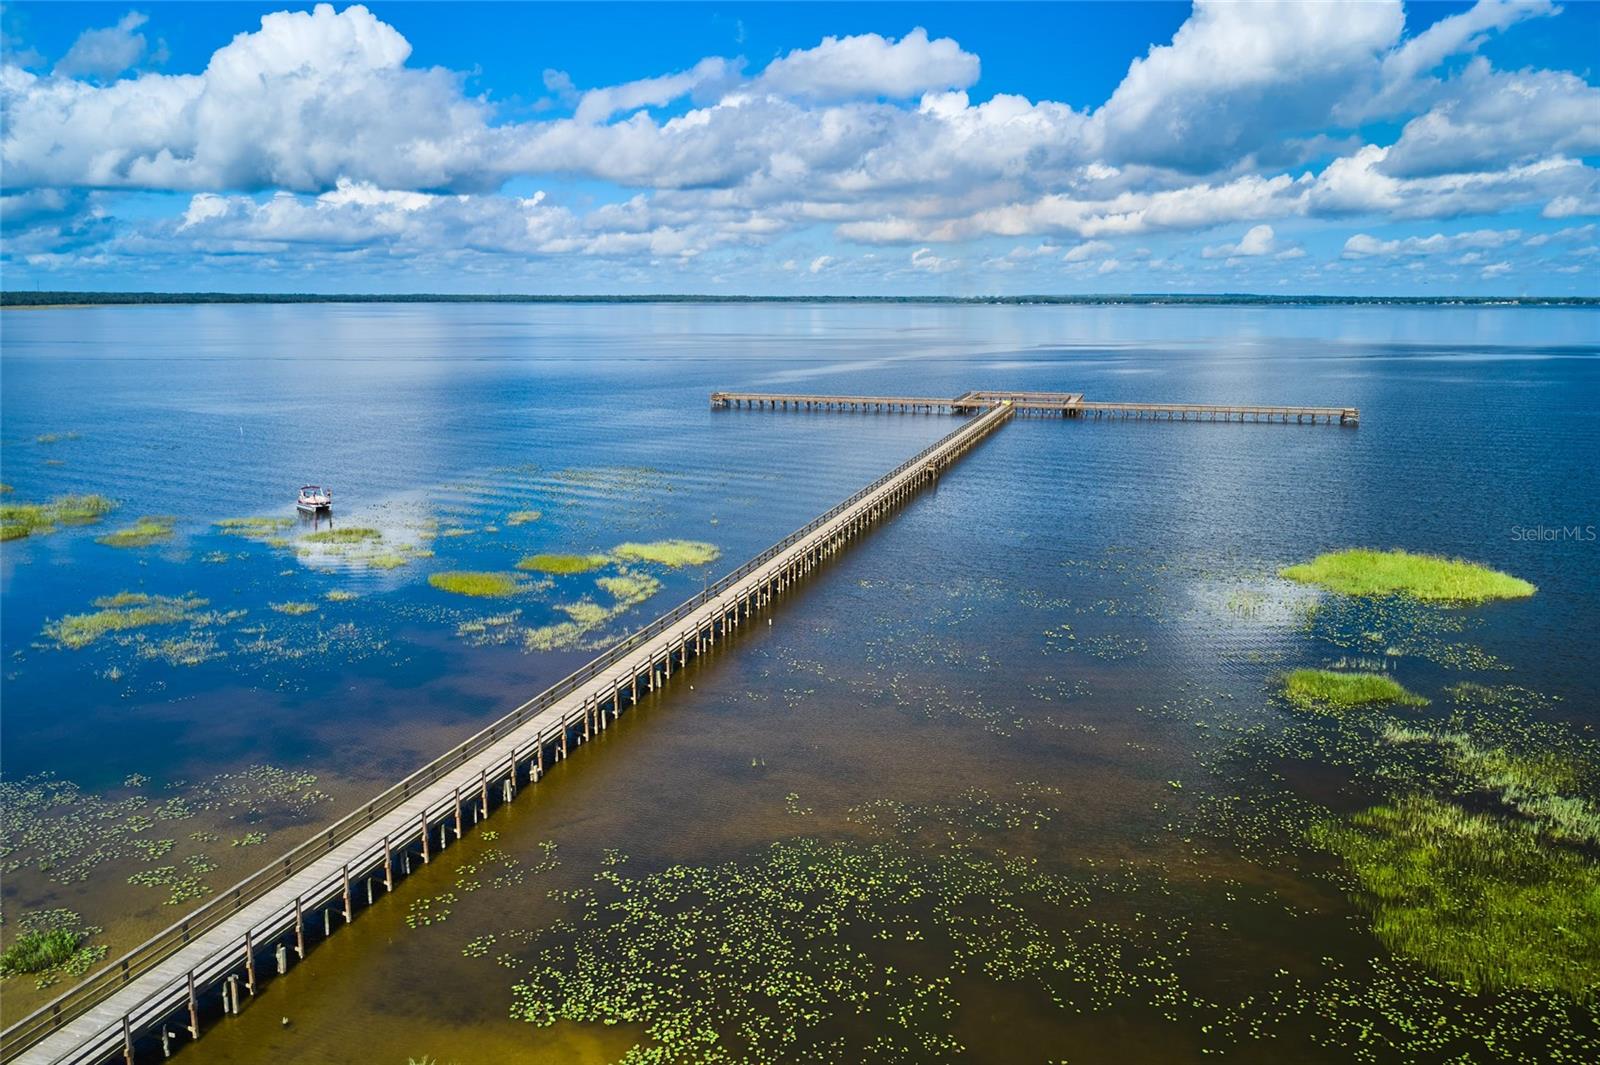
[2,1,1597,294]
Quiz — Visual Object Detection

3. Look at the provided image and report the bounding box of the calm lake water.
[2,302,1597,1062]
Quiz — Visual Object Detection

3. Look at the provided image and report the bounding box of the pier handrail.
[0,403,1009,1060]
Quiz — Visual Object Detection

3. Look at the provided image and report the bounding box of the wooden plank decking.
[3,403,1015,1065]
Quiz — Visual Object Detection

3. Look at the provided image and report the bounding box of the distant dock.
[710,389,1358,425]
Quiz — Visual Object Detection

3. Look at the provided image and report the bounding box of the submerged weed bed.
[1,494,117,541]
[1311,795,1600,999]
[45,593,207,649]
[612,539,720,568]
[1281,549,1535,603]
[301,527,381,544]
[1282,669,1429,710]
[96,515,176,548]
[517,553,609,575]
[429,571,524,597]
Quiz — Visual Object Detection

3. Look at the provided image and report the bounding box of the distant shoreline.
[2,291,1595,309]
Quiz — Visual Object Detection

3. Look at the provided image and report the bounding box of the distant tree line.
[2,291,1594,308]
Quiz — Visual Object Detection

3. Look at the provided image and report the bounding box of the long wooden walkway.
[711,389,1357,424]
[3,403,1014,1065]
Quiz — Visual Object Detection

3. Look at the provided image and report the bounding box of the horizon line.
[4,291,1596,307]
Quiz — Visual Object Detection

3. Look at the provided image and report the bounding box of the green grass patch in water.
[45,594,206,649]
[215,516,294,542]
[1281,548,1534,603]
[269,601,318,615]
[506,509,542,525]
[516,552,610,574]
[597,571,661,607]
[1310,795,1600,1000]
[96,515,176,548]
[301,526,381,544]
[611,539,720,568]
[1283,669,1429,710]
[325,590,359,602]
[0,929,81,976]
[1,493,117,540]
[429,571,522,597]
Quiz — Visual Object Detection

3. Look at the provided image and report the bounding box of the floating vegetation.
[0,911,104,987]
[611,539,720,568]
[44,593,207,649]
[269,601,318,616]
[301,527,381,544]
[405,891,456,929]
[1,493,116,540]
[428,571,524,597]
[1383,725,1600,845]
[325,590,359,602]
[516,553,609,575]
[1282,669,1429,711]
[596,570,661,607]
[1311,795,1600,1000]
[127,866,210,906]
[95,515,176,548]
[138,634,225,667]
[215,516,293,540]
[230,831,267,847]
[456,611,523,646]
[296,526,431,571]
[1081,632,1148,660]
[506,510,542,525]
[1281,548,1535,603]
[1,767,329,887]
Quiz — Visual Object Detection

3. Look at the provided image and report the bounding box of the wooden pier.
[1,404,1014,1065]
[711,389,1357,425]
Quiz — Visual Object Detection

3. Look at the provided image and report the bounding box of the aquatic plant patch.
[506,510,542,526]
[95,515,177,548]
[301,527,382,544]
[1310,795,1600,1000]
[214,516,293,539]
[429,571,525,597]
[596,571,661,607]
[0,767,329,887]
[44,593,208,649]
[611,539,721,568]
[516,553,610,575]
[1281,549,1535,603]
[269,601,318,615]
[0,911,106,988]
[1,493,117,540]
[1282,669,1429,711]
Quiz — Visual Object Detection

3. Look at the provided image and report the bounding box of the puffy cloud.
[1090,0,1404,171]
[755,28,978,101]
[1380,61,1600,177]
[1202,224,1279,258]
[4,0,1598,288]
[54,11,156,80]
[5,4,500,191]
